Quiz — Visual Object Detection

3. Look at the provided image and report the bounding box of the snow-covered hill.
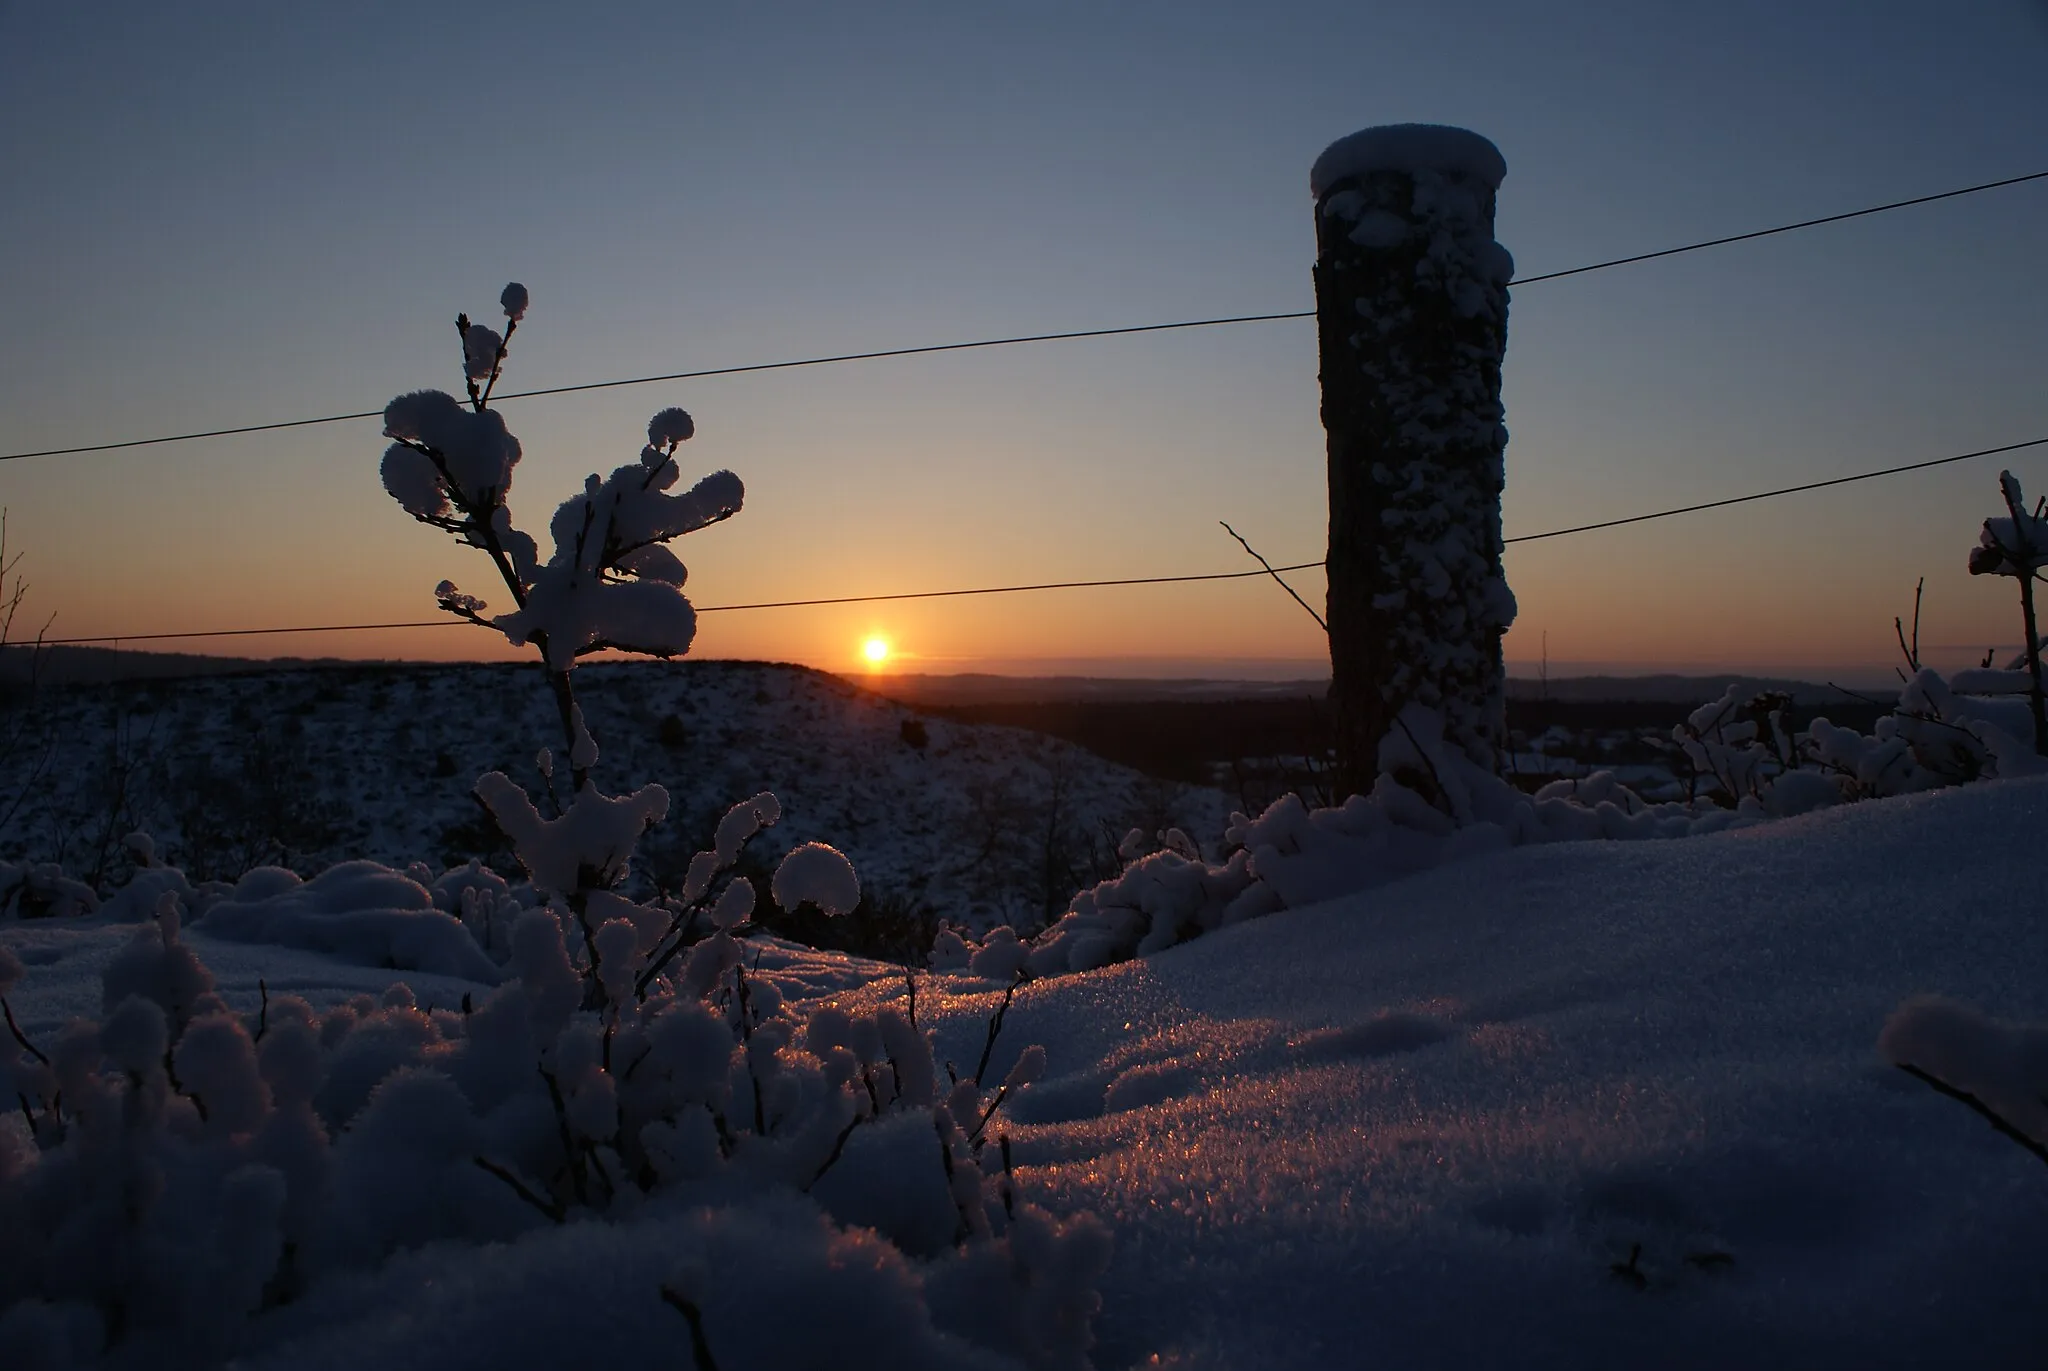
[1,660,1232,935]
[4,776,2042,1367]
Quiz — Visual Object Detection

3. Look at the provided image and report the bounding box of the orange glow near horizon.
[22,480,2038,686]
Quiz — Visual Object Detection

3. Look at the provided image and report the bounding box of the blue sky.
[2,0,2043,678]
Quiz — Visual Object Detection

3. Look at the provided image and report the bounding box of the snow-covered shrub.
[1803,667,2044,796]
[1796,473,2048,794]
[758,877,949,967]
[152,712,348,881]
[1020,705,1724,975]
[0,511,57,840]
[1669,687,1804,808]
[378,286,821,996]
[0,285,1108,1368]
[378,288,1099,1356]
[0,860,97,919]
[0,851,1106,1366]
[1021,673,2048,976]
[1963,470,2047,757]
[1011,473,2048,977]
[199,860,506,982]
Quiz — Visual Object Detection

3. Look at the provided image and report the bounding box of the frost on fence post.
[1311,124,1516,800]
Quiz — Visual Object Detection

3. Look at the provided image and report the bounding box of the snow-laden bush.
[970,659,2048,978]
[999,473,2048,977]
[0,861,97,919]
[1011,704,1735,975]
[0,840,1107,1367]
[0,286,1110,1367]
[1963,469,2047,755]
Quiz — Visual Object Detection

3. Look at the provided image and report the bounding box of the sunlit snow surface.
[7,780,2046,1368]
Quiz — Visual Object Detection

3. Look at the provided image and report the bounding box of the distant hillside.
[1,659,1228,936]
[1504,673,1858,705]
[866,672,1328,706]
[874,671,1867,707]
[3,644,1880,708]
[0,644,356,684]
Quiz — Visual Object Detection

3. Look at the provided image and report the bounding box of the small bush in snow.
[0,852,1107,1366]
[0,286,1111,1368]
[0,511,57,840]
[1006,473,2048,977]
[1963,470,2047,756]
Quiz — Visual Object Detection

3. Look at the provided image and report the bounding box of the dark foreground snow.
[4,778,2045,1368]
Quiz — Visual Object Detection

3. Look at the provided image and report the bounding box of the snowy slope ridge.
[0,659,1230,934]
[4,778,2045,1367]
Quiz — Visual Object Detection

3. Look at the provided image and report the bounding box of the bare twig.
[478,316,519,409]
[1895,1063,2048,1169]
[538,1065,588,1206]
[998,1133,1016,1219]
[1609,1242,1647,1291]
[0,511,60,835]
[733,962,766,1135]
[1827,681,1890,708]
[970,1082,1013,1147]
[974,979,1018,1084]
[2,996,49,1065]
[660,1286,724,1371]
[456,313,484,411]
[1219,521,1327,633]
[805,1110,866,1191]
[935,1114,971,1245]
[1391,711,1450,809]
[1995,481,2048,755]
[635,899,705,1000]
[1894,576,1924,680]
[472,1156,567,1223]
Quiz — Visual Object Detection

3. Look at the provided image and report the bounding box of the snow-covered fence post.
[1311,125,1517,800]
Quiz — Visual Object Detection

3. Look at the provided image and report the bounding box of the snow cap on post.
[1310,123,1506,199]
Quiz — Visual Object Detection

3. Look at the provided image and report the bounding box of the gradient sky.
[2,1,2044,681]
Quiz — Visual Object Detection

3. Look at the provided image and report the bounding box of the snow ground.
[5,776,2043,1367]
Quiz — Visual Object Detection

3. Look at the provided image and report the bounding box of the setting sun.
[861,636,891,666]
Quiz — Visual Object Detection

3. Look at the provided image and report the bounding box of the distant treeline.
[916,694,1894,787]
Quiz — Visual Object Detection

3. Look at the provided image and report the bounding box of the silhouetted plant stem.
[1220,520,1327,632]
[478,316,518,408]
[660,1286,723,1371]
[538,1066,588,1206]
[1995,481,2048,754]
[974,979,1017,1084]
[1895,1063,2048,1169]
[473,1156,566,1224]
[2,996,48,1065]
